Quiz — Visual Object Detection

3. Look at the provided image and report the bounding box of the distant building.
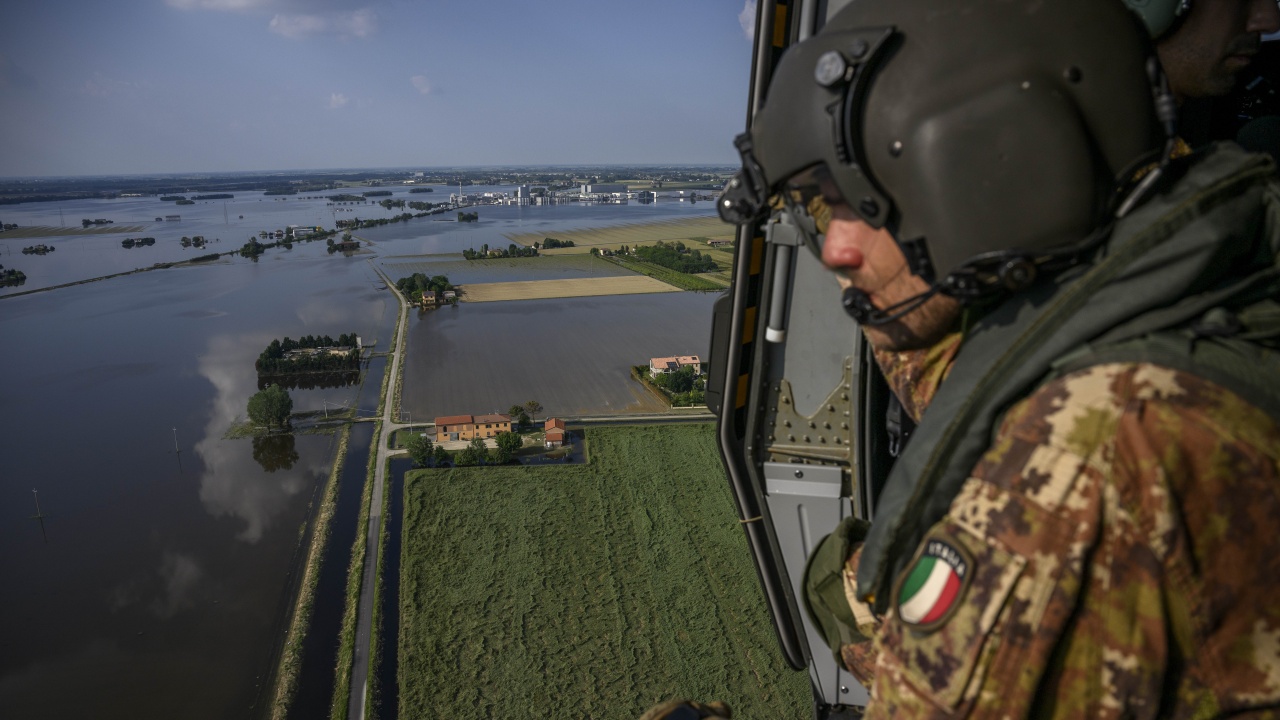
[649,355,702,378]
[420,291,439,308]
[165,215,181,221]
[582,183,626,194]
[707,239,734,247]
[544,418,567,448]
[434,413,512,443]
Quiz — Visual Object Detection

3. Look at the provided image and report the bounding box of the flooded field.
[377,253,631,285]
[0,184,723,718]
[400,292,719,418]
[0,240,395,719]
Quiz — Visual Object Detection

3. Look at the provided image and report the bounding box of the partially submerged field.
[460,275,680,302]
[505,216,734,254]
[399,424,809,719]
[0,224,147,238]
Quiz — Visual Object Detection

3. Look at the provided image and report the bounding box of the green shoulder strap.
[1050,298,1280,423]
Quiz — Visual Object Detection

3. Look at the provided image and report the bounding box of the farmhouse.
[434,413,512,443]
[649,355,702,378]
[544,418,567,448]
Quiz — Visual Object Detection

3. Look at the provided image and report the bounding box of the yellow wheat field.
[458,275,680,302]
[505,216,734,255]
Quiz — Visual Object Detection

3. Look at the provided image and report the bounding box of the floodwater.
[288,422,375,720]
[373,457,411,720]
[401,292,719,419]
[0,187,721,718]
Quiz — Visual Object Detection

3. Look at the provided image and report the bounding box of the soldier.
[1140,0,1280,102]
[699,0,1280,716]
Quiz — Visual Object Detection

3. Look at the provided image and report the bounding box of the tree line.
[256,333,360,374]
[642,365,707,407]
[395,273,454,303]
[406,430,524,468]
[634,240,717,274]
[462,243,537,260]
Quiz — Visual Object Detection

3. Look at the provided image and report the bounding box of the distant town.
[0,165,735,206]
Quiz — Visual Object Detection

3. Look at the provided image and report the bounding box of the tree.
[406,433,434,467]
[458,436,489,466]
[493,431,522,464]
[508,405,525,426]
[247,384,293,428]
[432,444,451,467]
[524,400,543,423]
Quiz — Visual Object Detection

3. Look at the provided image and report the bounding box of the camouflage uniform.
[833,142,1280,716]
[843,360,1280,717]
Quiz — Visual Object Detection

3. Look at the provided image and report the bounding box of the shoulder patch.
[895,538,973,631]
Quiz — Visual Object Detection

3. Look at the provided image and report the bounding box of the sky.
[0,0,760,177]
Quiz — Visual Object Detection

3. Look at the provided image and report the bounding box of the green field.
[603,255,728,291]
[399,424,809,719]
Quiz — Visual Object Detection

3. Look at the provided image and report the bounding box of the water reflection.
[196,334,324,543]
[256,372,359,391]
[252,434,301,473]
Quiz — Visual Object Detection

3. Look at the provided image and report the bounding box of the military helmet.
[720,0,1166,299]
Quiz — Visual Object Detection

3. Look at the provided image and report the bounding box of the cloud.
[410,74,431,95]
[195,333,318,543]
[269,8,377,39]
[739,0,756,41]
[149,552,204,619]
[329,92,349,108]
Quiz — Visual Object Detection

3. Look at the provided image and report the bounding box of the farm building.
[435,413,512,443]
[544,418,567,448]
[649,355,702,378]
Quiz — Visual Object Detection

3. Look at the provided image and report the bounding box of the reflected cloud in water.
[195,334,324,543]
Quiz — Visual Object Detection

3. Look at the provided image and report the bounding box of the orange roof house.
[434,413,511,443]
[544,417,567,448]
[649,355,702,378]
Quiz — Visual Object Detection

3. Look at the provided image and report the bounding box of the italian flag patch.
[896,538,971,630]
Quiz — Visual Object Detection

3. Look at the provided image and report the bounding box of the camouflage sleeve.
[872,333,963,423]
[863,363,1280,718]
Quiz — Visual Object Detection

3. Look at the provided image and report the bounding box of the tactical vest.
[855,143,1280,612]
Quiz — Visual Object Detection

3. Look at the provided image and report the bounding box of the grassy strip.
[269,424,352,720]
[367,463,392,720]
[381,271,406,422]
[329,420,380,719]
[399,424,809,718]
[603,255,727,291]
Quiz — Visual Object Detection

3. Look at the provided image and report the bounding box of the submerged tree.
[247,384,293,428]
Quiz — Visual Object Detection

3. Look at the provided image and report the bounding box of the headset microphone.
[842,287,879,324]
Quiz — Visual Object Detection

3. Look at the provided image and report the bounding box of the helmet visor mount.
[719,26,897,234]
